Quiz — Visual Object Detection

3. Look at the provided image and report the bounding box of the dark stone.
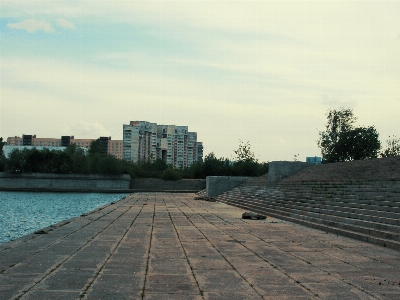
[242,212,266,220]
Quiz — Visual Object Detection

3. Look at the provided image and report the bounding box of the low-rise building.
[5,135,123,159]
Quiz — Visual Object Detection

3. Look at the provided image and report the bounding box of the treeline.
[0,145,134,176]
[0,139,269,179]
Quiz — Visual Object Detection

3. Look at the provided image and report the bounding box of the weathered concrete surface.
[0,172,131,191]
[268,161,311,182]
[1,193,399,299]
[206,176,249,197]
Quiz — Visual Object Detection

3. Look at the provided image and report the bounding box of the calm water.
[0,192,130,245]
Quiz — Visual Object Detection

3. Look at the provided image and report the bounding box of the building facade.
[123,121,203,168]
[5,135,123,159]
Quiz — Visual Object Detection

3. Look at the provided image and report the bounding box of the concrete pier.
[1,193,399,299]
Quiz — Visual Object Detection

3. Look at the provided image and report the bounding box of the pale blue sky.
[1,1,399,162]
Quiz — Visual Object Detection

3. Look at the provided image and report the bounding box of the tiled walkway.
[1,193,399,299]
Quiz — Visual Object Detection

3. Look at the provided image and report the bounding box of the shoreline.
[0,187,200,193]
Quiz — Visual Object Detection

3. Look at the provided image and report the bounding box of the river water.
[0,192,130,245]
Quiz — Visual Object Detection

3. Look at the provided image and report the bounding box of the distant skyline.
[1,1,399,162]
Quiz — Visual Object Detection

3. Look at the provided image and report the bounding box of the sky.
[1,0,399,162]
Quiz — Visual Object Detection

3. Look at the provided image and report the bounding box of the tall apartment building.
[123,121,203,168]
[196,142,204,162]
[6,135,123,159]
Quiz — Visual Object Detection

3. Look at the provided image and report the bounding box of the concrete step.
[224,191,400,215]
[217,197,400,251]
[272,199,400,222]
[214,158,400,251]
[221,196,400,238]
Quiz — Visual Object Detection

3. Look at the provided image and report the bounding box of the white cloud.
[321,95,357,109]
[56,18,75,29]
[66,122,110,137]
[7,19,54,33]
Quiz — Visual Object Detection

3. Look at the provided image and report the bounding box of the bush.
[161,168,181,181]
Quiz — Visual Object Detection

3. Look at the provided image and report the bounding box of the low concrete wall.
[206,176,249,197]
[130,178,205,192]
[268,161,311,182]
[0,172,131,191]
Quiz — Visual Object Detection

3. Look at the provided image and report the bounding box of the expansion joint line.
[171,197,264,299]
[185,200,322,296]
[164,197,205,299]
[15,197,138,300]
[141,194,156,299]
[80,200,146,298]
[186,199,380,299]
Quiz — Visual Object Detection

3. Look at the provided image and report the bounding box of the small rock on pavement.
[242,212,266,220]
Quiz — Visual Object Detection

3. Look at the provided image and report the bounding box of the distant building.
[123,121,203,168]
[107,140,124,160]
[306,156,322,165]
[196,142,204,162]
[5,135,123,159]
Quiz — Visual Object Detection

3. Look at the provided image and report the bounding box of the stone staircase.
[215,156,400,250]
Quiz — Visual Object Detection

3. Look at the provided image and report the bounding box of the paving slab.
[0,193,399,299]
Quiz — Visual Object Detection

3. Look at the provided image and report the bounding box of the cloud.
[7,19,54,33]
[56,18,75,29]
[66,122,110,137]
[321,95,357,109]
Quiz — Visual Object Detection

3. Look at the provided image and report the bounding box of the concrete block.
[268,161,311,182]
[206,176,249,197]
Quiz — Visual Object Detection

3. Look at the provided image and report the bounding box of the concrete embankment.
[0,172,206,193]
[0,172,131,192]
[1,193,399,299]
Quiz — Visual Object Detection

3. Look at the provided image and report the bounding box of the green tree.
[202,152,226,176]
[96,154,123,175]
[161,167,181,181]
[64,144,89,174]
[335,126,381,161]
[234,140,257,162]
[188,161,204,179]
[0,137,6,171]
[88,139,106,155]
[7,148,25,173]
[317,108,357,162]
[232,140,268,176]
[0,137,5,155]
[381,135,400,157]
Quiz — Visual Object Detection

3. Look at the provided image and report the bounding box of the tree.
[7,148,25,173]
[88,139,106,155]
[335,126,381,161]
[317,108,382,162]
[234,140,257,163]
[202,152,225,176]
[0,137,6,171]
[381,135,400,157]
[0,137,4,155]
[317,108,357,162]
